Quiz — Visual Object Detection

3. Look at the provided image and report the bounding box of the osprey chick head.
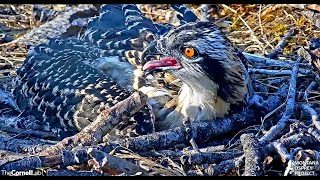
[142,21,249,129]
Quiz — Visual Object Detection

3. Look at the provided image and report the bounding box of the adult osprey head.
[142,21,250,130]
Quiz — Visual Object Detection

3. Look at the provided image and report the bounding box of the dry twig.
[259,60,300,145]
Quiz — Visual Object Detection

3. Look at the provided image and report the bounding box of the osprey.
[142,22,250,130]
[12,4,251,139]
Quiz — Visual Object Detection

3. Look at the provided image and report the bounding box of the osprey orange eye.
[182,47,198,58]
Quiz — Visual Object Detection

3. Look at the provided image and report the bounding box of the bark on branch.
[240,133,264,176]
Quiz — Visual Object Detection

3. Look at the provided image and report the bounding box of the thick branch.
[47,170,107,176]
[140,145,239,165]
[0,126,56,139]
[249,68,309,76]
[187,155,245,176]
[0,134,55,153]
[272,142,290,163]
[140,145,226,157]
[243,52,309,67]
[87,148,149,176]
[240,133,264,176]
[181,151,241,165]
[298,104,320,131]
[107,108,262,152]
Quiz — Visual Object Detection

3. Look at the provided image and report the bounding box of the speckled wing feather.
[83,4,174,67]
[14,38,133,138]
[13,4,173,139]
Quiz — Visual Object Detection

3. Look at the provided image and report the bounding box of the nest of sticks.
[1,4,320,176]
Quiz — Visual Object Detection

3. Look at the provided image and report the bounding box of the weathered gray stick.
[181,150,242,165]
[210,154,245,176]
[240,133,264,176]
[140,145,239,165]
[0,126,56,139]
[87,148,149,176]
[303,81,317,100]
[187,155,245,176]
[140,145,226,157]
[47,169,107,176]
[249,68,309,76]
[0,134,55,153]
[272,142,290,163]
[243,52,309,67]
[259,61,300,145]
[107,108,260,153]
[298,104,320,131]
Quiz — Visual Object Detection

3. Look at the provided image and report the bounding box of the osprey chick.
[143,22,250,129]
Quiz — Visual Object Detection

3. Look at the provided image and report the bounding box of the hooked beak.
[142,41,182,73]
[142,57,182,71]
